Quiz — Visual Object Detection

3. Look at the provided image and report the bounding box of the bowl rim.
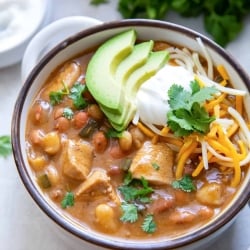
[12,18,250,250]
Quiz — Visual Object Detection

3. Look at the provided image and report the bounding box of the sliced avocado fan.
[86,29,169,131]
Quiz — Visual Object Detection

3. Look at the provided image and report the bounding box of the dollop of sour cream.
[135,65,194,125]
[0,0,44,52]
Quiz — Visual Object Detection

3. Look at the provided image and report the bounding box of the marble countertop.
[0,1,249,249]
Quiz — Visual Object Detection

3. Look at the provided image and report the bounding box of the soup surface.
[25,30,250,240]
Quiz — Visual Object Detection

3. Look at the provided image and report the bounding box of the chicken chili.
[25,30,250,239]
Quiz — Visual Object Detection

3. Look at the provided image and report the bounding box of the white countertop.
[0,1,249,249]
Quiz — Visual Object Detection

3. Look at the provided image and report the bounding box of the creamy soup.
[25,30,250,240]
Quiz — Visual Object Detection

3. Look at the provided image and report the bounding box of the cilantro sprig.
[120,202,138,223]
[63,107,74,120]
[49,82,69,106]
[69,82,88,109]
[141,214,156,233]
[167,80,218,137]
[49,82,88,110]
[118,173,155,233]
[172,174,196,192]
[0,135,12,158]
[61,191,75,209]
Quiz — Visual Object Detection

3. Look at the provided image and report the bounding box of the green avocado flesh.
[85,29,136,113]
[85,29,169,131]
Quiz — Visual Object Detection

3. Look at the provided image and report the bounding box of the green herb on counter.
[0,135,12,158]
[90,0,108,5]
[90,0,250,47]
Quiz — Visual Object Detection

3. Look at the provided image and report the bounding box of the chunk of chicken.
[41,62,81,100]
[62,139,93,181]
[196,183,224,206]
[75,170,120,204]
[129,141,174,185]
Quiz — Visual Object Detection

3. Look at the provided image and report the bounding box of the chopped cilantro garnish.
[118,176,153,203]
[49,82,69,106]
[0,135,12,158]
[63,107,74,120]
[61,191,74,209]
[142,214,156,233]
[172,175,196,192]
[120,202,138,223]
[69,82,87,109]
[167,80,218,136]
[151,162,160,170]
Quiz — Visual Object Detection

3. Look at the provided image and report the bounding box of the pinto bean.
[88,104,104,121]
[174,189,191,205]
[109,144,127,159]
[55,117,70,133]
[107,165,123,176]
[29,129,44,145]
[198,206,214,219]
[169,210,196,224]
[74,111,89,129]
[30,100,51,125]
[148,197,175,214]
[92,131,108,153]
[49,188,63,201]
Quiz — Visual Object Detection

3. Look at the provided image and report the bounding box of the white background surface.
[0,1,249,249]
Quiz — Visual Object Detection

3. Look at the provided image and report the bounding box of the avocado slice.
[115,40,154,85]
[100,41,154,127]
[86,29,169,132]
[85,29,136,113]
[102,51,169,131]
[126,51,169,101]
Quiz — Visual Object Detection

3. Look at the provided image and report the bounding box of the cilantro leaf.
[61,191,74,209]
[49,82,69,106]
[120,202,138,223]
[69,83,87,109]
[63,107,74,120]
[167,81,218,136]
[172,175,196,192]
[118,177,153,203]
[142,214,156,233]
[0,135,12,158]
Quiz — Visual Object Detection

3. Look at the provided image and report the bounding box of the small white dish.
[0,0,50,68]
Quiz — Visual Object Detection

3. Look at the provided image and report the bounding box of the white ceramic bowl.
[12,18,250,250]
[0,0,50,68]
